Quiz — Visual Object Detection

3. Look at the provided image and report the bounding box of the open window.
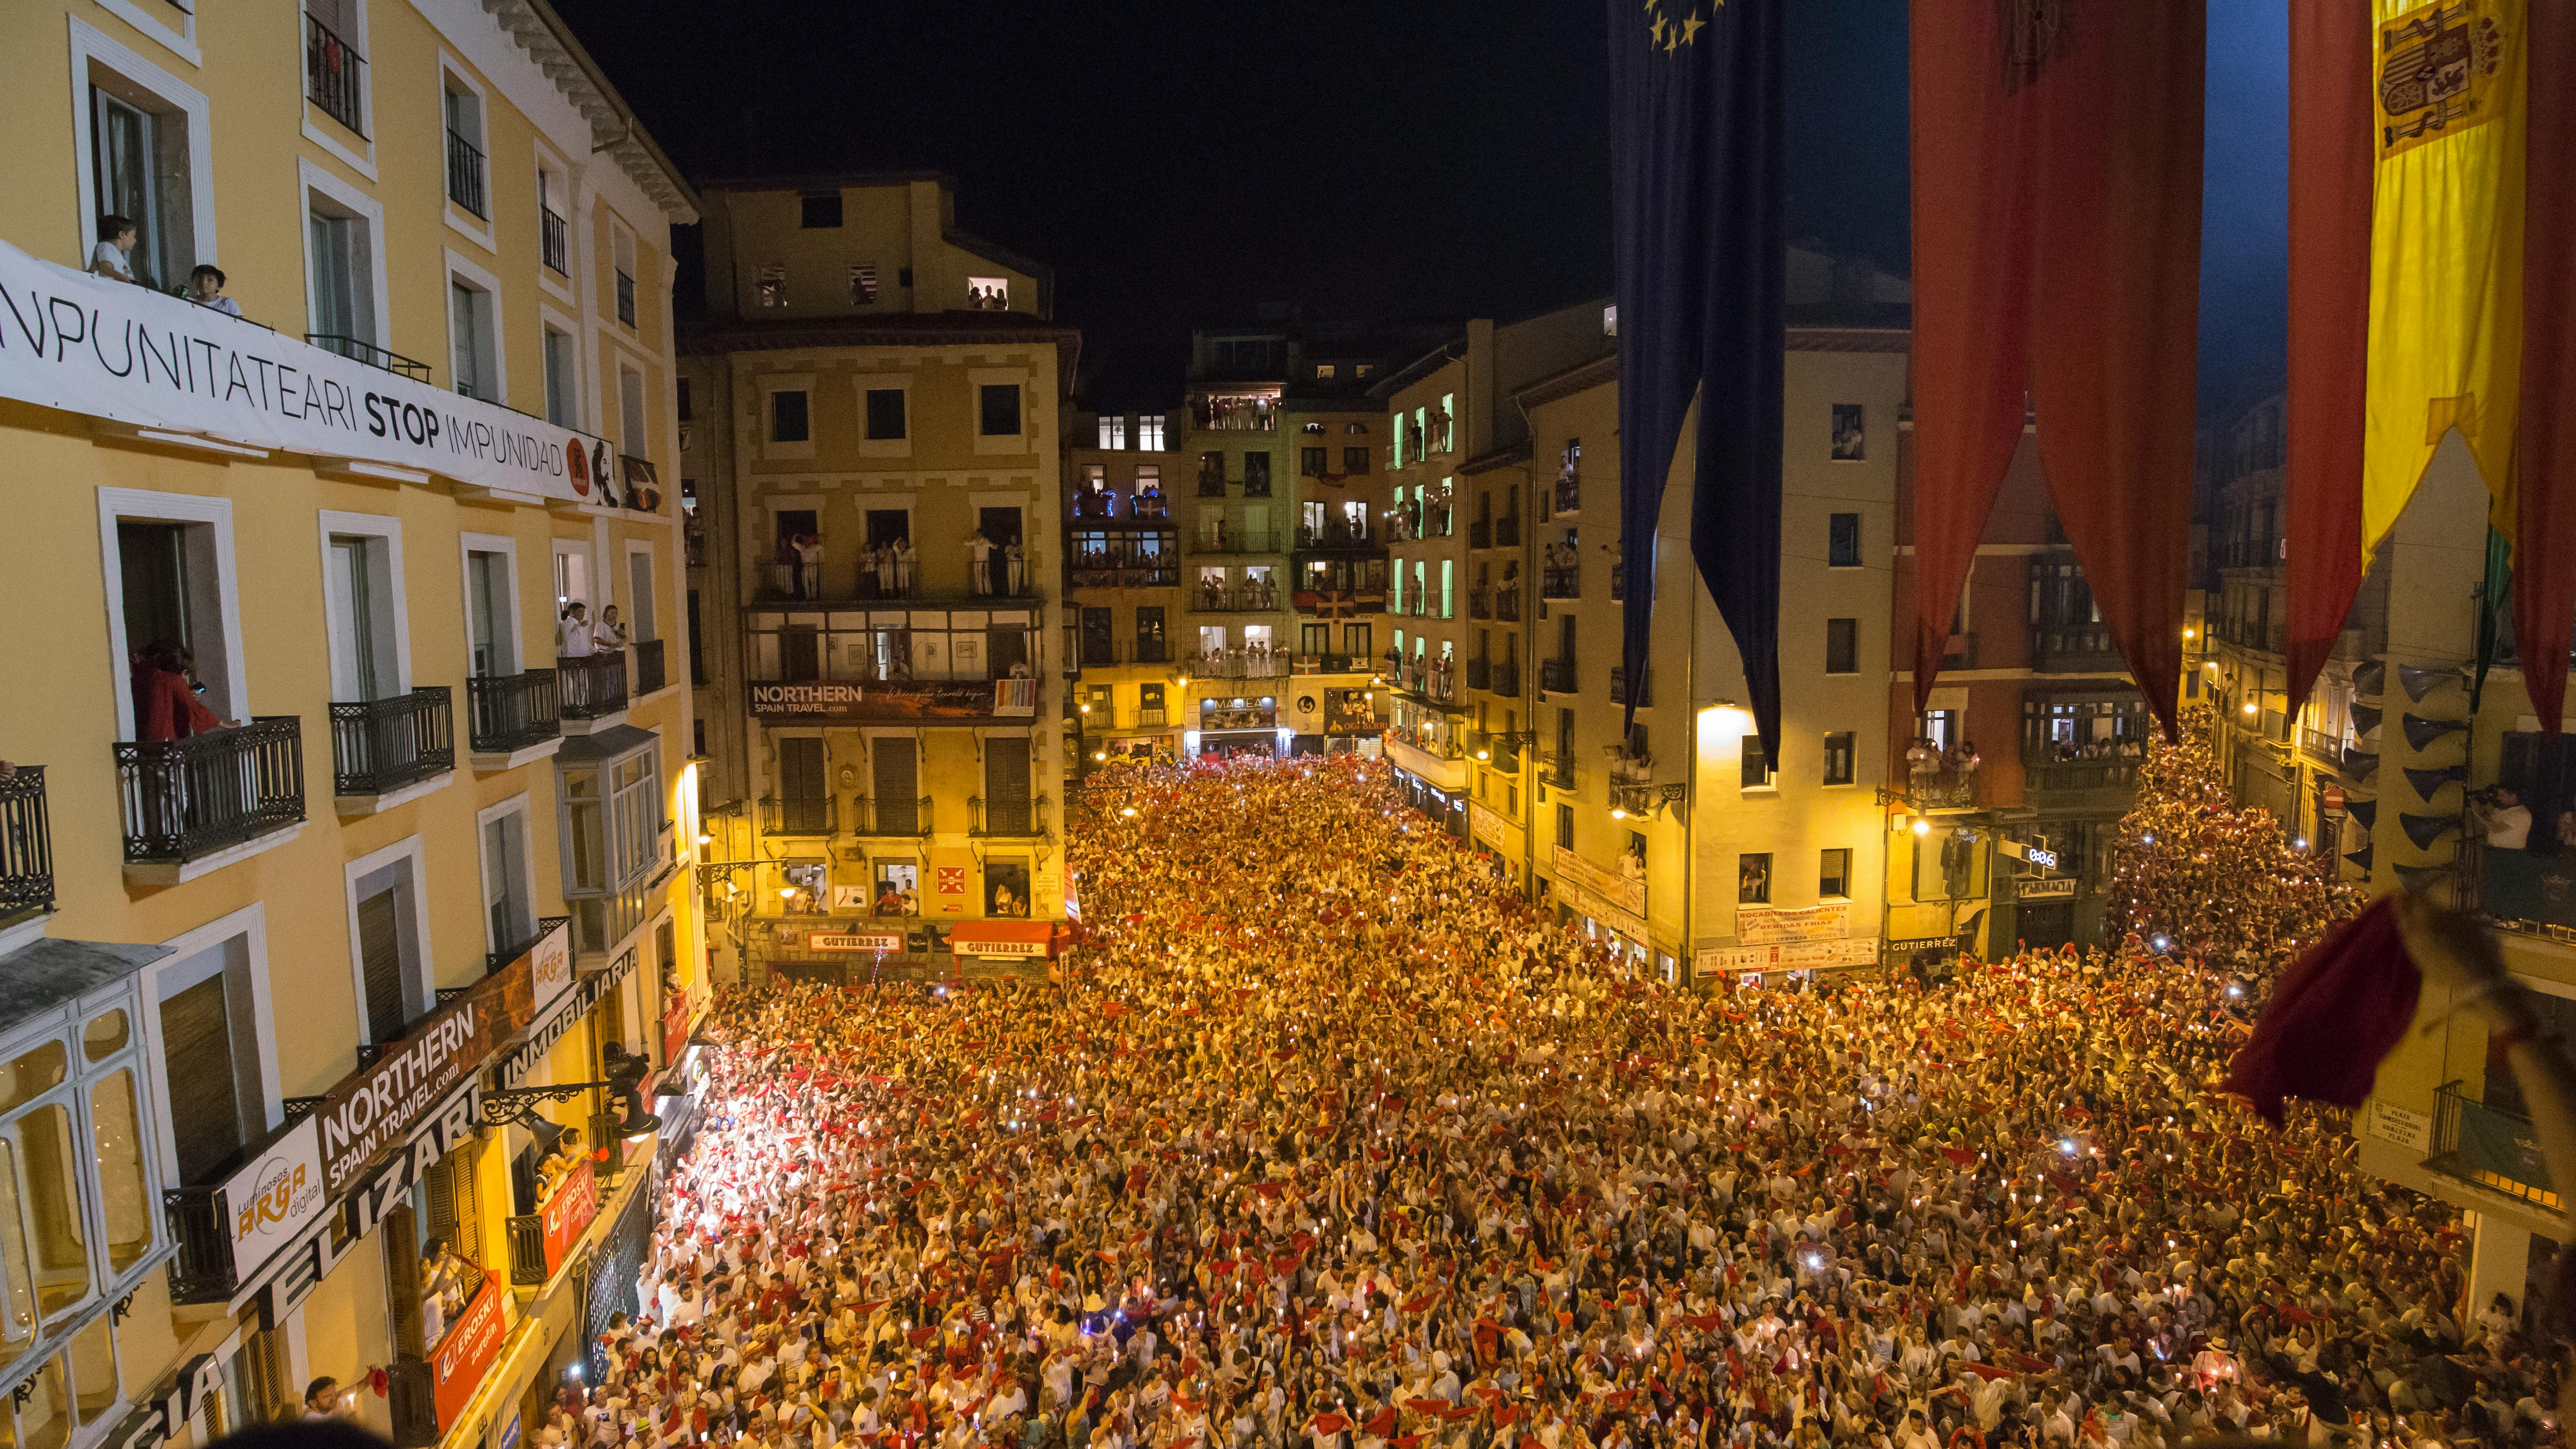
[619,363,648,460]
[99,489,247,742]
[966,275,1009,310]
[302,163,384,360]
[542,320,580,427]
[440,67,490,223]
[460,535,522,679]
[319,514,410,705]
[75,19,212,294]
[477,794,539,960]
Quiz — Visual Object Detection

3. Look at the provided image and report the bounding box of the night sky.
[550,0,2287,415]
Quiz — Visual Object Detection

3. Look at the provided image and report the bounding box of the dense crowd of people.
[560,757,2561,1449]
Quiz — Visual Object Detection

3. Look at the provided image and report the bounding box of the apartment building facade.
[677,175,1077,985]
[1503,330,1904,981]
[1064,407,1186,762]
[0,4,707,1448]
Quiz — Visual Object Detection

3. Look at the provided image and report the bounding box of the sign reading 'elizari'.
[0,238,612,502]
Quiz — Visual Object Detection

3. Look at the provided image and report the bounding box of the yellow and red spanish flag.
[2289,0,2576,727]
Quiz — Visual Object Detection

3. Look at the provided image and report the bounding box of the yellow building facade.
[0,3,706,1448]
[678,177,1076,984]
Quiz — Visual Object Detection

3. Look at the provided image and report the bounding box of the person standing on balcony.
[1006,538,1027,597]
[558,602,596,659]
[186,264,241,317]
[89,215,139,284]
[965,531,996,597]
[793,532,824,600]
[130,644,226,742]
[594,604,629,652]
[893,535,916,595]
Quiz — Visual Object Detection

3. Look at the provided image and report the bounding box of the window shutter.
[985,738,1031,834]
[158,977,244,1185]
[874,739,918,833]
[358,890,407,1044]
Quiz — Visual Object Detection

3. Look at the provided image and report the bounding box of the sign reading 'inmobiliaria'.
[0,237,613,502]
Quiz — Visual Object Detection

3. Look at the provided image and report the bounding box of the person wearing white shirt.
[187,264,243,316]
[559,603,596,659]
[90,215,140,283]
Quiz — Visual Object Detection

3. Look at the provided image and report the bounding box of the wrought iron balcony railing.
[328,687,454,796]
[467,669,560,754]
[116,719,305,867]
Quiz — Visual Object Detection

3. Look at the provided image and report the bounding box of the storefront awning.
[949,920,1059,959]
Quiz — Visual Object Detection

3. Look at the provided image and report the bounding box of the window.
[848,264,877,306]
[602,228,634,332]
[542,325,578,427]
[1820,848,1852,899]
[538,164,569,275]
[1440,560,1454,619]
[967,276,1010,309]
[1831,403,1865,461]
[1828,513,1861,568]
[688,589,705,686]
[90,78,196,291]
[776,737,829,834]
[771,390,811,444]
[441,77,487,219]
[1243,452,1272,496]
[800,191,844,228]
[479,798,535,956]
[1343,446,1371,475]
[305,183,379,351]
[1301,447,1326,477]
[1342,623,1371,658]
[1315,363,1336,379]
[980,384,1023,437]
[1825,618,1859,675]
[872,738,920,833]
[448,278,497,400]
[1556,803,1574,851]
[1098,415,1127,449]
[866,388,908,440]
[619,365,648,459]
[985,737,1033,833]
[322,522,403,703]
[558,740,663,955]
[1738,853,1773,905]
[625,546,659,645]
[758,264,787,308]
[1741,736,1773,789]
[1823,731,1855,786]
[346,840,429,1044]
[1137,414,1167,450]
[463,543,517,678]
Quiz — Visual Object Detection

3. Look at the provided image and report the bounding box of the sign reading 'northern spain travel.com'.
[0,237,614,502]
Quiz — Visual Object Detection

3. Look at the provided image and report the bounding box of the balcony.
[1940,632,1979,670]
[1189,588,1280,614]
[616,270,637,328]
[446,128,488,219]
[1465,658,1492,691]
[1610,666,1651,709]
[1542,752,1577,789]
[854,795,934,837]
[1398,665,1458,704]
[633,639,668,695]
[2031,623,2125,673]
[541,208,569,275]
[1470,520,1492,550]
[1490,662,1521,697]
[1188,651,1293,681]
[1384,728,1469,792]
[1542,567,1580,600]
[304,15,368,138]
[467,669,561,759]
[116,718,306,875]
[1195,529,1280,555]
[1541,659,1577,694]
[969,795,1052,838]
[1495,516,1522,548]
[1069,562,1180,589]
[2299,725,2350,767]
[1292,587,1384,617]
[1496,590,1522,622]
[762,796,837,836]
[1611,564,1626,602]
[1295,522,1378,551]
[1468,589,1492,620]
[558,652,629,722]
[309,333,433,382]
[1197,470,1229,498]
[2020,750,2140,803]
[1552,474,1580,515]
[485,914,570,978]
[1,766,53,927]
[1290,654,1363,675]
[329,687,455,801]
[2428,1082,2561,1211]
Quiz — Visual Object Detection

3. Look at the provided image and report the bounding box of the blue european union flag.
[1610,0,1786,762]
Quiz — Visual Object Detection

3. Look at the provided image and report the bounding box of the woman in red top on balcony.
[129,644,225,743]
